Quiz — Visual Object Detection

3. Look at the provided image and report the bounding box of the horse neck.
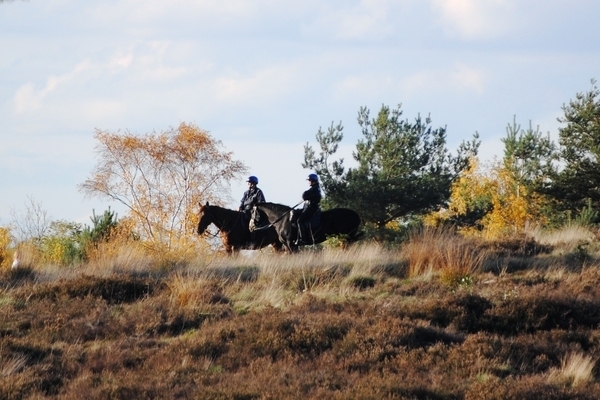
[259,203,290,221]
[210,206,239,230]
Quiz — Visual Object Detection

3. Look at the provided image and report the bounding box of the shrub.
[0,226,13,269]
[346,275,376,290]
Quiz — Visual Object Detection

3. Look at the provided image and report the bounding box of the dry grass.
[201,243,403,310]
[527,224,600,261]
[401,227,487,284]
[1,353,29,378]
[402,227,446,277]
[10,242,39,270]
[547,352,597,387]
[3,234,600,398]
[528,224,595,248]
[167,272,215,309]
[86,241,155,275]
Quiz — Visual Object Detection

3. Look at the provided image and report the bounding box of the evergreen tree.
[544,79,600,216]
[502,116,557,192]
[80,207,119,248]
[303,104,479,232]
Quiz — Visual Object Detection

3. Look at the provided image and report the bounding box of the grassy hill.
[2,227,600,399]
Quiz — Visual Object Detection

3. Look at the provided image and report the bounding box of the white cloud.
[130,41,189,80]
[13,77,62,113]
[85,0,294,37]
[398,63,487,97]
[451,63,485,94]
[109,52,134,72]
[212,64,299,105]
[13,83,38,113]
[13,60,92,114]
[3,0,600,225]
[332,73,396,103]
[301,0,404,41]
[81,100,128,121]
[430,0,516,40]
[124,0,255,22]
[330,0,396,40]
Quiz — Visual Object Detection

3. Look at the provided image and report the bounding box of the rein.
[202,206,243,237]
[253,200,304,231]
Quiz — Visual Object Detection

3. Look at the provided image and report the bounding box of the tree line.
[2,79,599,266]
[304,79,600,240]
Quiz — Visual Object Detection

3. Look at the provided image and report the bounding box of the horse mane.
[257,202,292,214]
[201,203,241,219]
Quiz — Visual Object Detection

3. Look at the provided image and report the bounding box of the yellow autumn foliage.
[426,157,547,240]
[79,122,247,252]
[0,226,12,269]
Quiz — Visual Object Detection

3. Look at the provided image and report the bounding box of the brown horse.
[197,202,283,253]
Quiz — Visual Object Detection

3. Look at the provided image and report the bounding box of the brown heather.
[2,228,600,399]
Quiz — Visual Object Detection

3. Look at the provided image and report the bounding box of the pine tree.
[303,104,479,234]
[543,79,600,218]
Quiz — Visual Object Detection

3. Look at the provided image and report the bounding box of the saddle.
[291,208,321,229]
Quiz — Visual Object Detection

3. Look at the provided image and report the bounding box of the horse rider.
[239,175,266,223]
[294,173,322,245]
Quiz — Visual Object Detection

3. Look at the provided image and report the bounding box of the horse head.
[197,201,213,235]
[249,203,270,232]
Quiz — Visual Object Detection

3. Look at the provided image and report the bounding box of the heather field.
[2,228,600,399]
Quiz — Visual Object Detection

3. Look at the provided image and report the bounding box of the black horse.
[252,202,363,252]
[197,202,283,254]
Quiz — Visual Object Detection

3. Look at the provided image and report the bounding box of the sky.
[1,0,599,227]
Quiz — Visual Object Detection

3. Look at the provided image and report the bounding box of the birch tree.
[79,122,247,249]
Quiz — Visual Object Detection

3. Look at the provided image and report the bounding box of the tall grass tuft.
[402,226,488,284]
[1,353,29,377]
[526,224,595,251]
[86,241,154,276]
[547,352,596,387]
[402,227,446,278]
[438,239,488,287]
[167,269,230,310]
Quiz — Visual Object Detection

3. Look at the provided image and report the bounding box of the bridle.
[252,200,303,230]
[200,205,244,238]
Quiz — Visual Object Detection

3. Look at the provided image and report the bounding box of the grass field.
[2,227,600,399]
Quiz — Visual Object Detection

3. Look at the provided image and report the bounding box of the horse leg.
[286,231,299,253]
[278,234,297,253]
[278,226,299,253]
[284,240,298,253]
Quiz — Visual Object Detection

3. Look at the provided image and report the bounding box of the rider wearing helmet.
[295,173,322,245]
[239,175,266,214]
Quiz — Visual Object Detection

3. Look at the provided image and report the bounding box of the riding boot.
[295,225,305,245]
[247,231,255,249]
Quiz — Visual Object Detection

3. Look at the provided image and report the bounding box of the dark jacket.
[239,187,266,211]
[298,184,321,222]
